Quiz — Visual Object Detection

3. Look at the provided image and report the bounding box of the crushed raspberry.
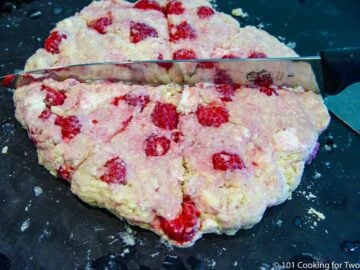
[112,94,150,111]
[165,0,184,15]
[44,31,67,54]
[125,94,150,111]
[255,76,273,87]
[38,108,52,121]
[197,6,215,19]
[54,115,82,142]
[134,0,163,12]
[215,84,239,102]
[160,197,200,243]
[222,54,237,59]
[145,135,171,157]
[157,53,173,70]
[122,116,133,131]
[1,74,16,87]
[197,62,215,69]
[28,130,38,146]
[173,49,196,60]
[212,151,245,171]
[248,51,267,58]
[88,12,112,34]
[171,131,183,143]
[259,87,276,96]
[109,116,133,140]
[130,21,158,43]
[169,21,196,42]
[57,164,75,182]
[306,142,320,165]
[100,157,127,184]
[41,85,66,106]
[196,105,229,127]
[111,96,124,106]
[151,102,179,130]
[214,69,233,85]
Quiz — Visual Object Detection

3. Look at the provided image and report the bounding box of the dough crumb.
[1,146,8,154]
[120,231,135,246]
[120,248,130,257]
[33,186,43,197]
[286,41,297,49]
[308,207,326,220]
[208,0,218,9]
[150,252,159,257]
[231,8,249,18]
[20,218,30,232]
[313,170,322,179]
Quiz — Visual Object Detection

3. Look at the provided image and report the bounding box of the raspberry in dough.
[166,0,240,60]
[178,83,329,235]
[25,0,171,71]
[70,91,188,243]
[14,78,330,246]
[13,78,178,182]
[14,0,331,247]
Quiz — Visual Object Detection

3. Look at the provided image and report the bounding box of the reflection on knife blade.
[1,57,320,93]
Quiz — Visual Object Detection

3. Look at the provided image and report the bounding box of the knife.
[1,47,359,132]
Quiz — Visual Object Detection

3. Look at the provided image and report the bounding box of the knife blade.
[1,48,359,133]
[1,57,321,92]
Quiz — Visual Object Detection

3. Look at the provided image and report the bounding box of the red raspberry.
[54,115,82,142]
[169,21,196,42]
[171,131,183,143]
[248,51,267,58]
[38,108,53,121]
[157,53,173,70]
[151,102,179,130]
[196,105,229,127]
[145,135,171,157]
[88,12,112,34]
[259,87,276,96]
[197,62,215,69]
[100,157,127,185]
[160,197,200,243]
[41,85,66,106]
[57,164,75,182]
[134,0,163,12]
[166,0,184,15]
[1,74,16,87]
[212,151,245,171]
[215,84,239,102]
[197,6,215,19]
[44,31,67,54]
[173,49,196,60]
[130,21,158,43]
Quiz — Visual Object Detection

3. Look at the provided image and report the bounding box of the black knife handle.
[320,47,360,95]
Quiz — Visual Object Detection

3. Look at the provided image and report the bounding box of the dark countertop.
[0,1,359,269]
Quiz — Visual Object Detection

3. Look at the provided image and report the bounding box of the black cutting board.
[1,1,360,269]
